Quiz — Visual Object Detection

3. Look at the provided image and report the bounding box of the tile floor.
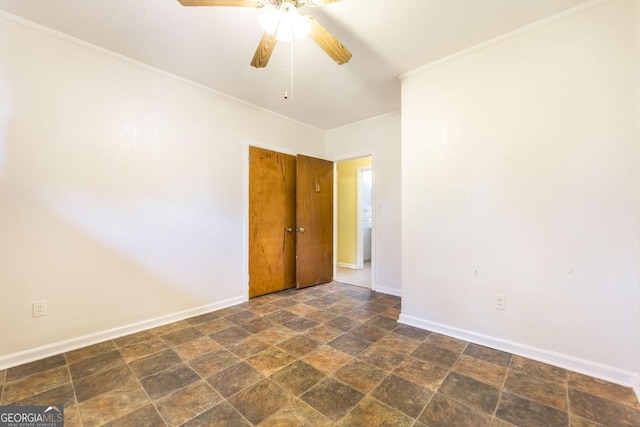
[335,262,371,289]
[1,282,639,426]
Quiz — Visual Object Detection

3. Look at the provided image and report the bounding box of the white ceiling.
[0,0,590,130]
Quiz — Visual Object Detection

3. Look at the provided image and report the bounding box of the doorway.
[248,146,333,298]
[335,156,373,288]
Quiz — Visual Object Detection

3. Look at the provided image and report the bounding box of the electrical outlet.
[494,295,505,310]
[33,300,47,317]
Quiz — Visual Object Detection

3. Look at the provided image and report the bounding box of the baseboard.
[0,295,246,370]
[338,281,370,289]
[372,285,402,297]
[399,313,640,391]
[336,262,360,269]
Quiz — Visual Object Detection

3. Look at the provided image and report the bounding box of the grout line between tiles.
[132,359,170,427]
[491,352,513,422]
[64,355,83,427]
[0,370,5,405]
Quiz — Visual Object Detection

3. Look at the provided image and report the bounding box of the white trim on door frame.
[331,151,375,289]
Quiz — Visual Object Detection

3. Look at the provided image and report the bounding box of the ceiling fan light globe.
[276,25,293,42]
[259,5,280,34]
[293,16,310,39]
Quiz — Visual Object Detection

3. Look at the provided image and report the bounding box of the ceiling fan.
[177,0,352,68]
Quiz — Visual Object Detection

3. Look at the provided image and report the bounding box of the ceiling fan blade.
[251,32,278,68]
[305,16,352,65]
[177,0,259,6]
[305,15,353,65]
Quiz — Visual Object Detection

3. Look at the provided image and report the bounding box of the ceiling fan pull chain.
[290,40,294,100]
[283,41,288,99]
[283,40,293,100]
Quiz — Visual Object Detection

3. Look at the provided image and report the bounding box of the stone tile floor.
[1,282,639,426]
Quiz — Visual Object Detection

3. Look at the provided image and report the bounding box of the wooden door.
[249,146,297,298]
[296,155,334,288]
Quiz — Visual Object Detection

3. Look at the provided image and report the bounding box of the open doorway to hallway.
[335,156,372,288]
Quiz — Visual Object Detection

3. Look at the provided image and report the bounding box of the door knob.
[296,227,305,233]
[285,227,293,233]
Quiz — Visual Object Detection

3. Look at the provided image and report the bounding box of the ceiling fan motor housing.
[260,0,321,8]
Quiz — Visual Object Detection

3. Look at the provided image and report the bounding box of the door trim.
[356,166,372,270]
[330,151,376,289]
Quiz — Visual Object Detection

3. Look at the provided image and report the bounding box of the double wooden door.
[249,146,333,298]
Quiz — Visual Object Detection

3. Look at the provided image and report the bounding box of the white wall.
[325,113,402,296]
[0,15,323,365]
[401,0,640,387]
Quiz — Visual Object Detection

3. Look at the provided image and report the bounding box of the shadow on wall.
[0,88,239,358]
[0,188,203,352]
[0,67,10,173]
